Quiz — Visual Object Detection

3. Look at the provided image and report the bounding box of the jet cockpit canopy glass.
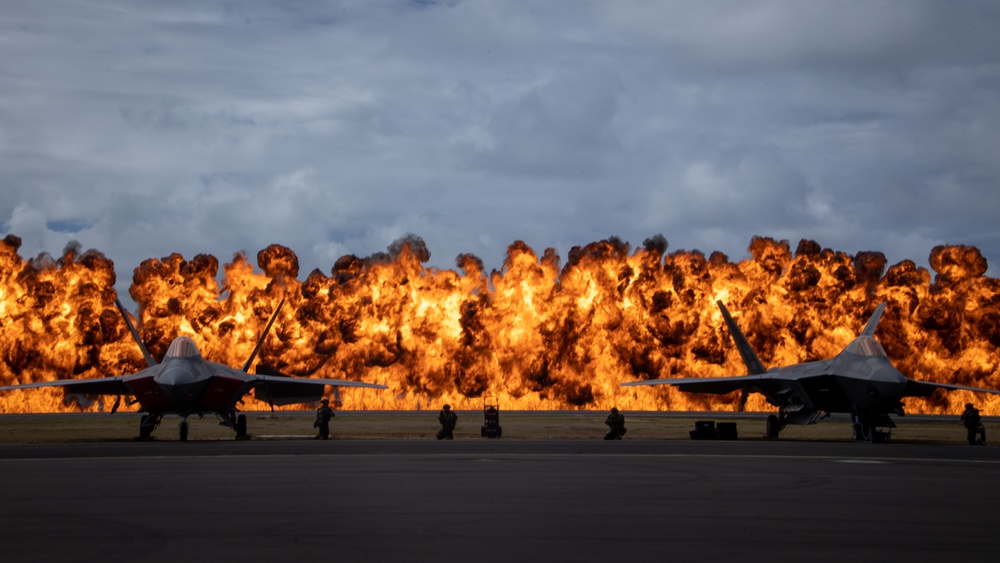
[165,336,201,359]
[845,335,887,358]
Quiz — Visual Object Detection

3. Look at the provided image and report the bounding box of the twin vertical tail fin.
[241,298,285,373]
[115,298,157,368]
[114,297,286,373]
[717,301,767,375]
[860,302,887,337]
[716,301,766,411]
[716,301,886,368]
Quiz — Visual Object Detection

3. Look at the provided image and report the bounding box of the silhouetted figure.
[314,398,335,440]
[961,403,986,445]
[604,407,627,440]
[437,404,457,440]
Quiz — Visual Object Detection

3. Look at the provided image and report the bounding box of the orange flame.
[1,233,998,415]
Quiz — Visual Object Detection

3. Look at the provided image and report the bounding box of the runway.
[1,439,998,562]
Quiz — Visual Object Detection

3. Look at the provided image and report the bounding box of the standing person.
[604,407,627,440]
[961,403,986,445]
[437,404,457,440]
[314,398,335,440]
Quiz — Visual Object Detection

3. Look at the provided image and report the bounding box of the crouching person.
[604,407,627,440]
[437,404,457,440]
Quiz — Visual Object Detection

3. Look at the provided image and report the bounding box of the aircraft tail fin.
[860,302,887,337]
[241,298,285,373]
[716,301,767,375]
[115,298,157,367]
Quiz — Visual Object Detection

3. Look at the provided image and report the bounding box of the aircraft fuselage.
[123,336,245,417]
[759,343,909,420]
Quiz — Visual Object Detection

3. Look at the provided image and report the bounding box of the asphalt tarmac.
[1,438,998,563]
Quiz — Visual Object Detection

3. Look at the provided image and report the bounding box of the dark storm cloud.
[1,0,998,293]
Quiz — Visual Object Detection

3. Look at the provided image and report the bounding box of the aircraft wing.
[623,374,774,395]
[902,379,1000,398]
[623,373,815,412]
[246,371,388,406]
[0,377,130,395]
[253,375,387,389]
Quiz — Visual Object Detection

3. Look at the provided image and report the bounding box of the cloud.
[459,64,622,178]
[1,0,998,291]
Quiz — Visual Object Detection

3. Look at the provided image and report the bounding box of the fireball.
[1,233,998,414]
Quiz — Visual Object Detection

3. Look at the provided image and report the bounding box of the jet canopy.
[844,335,887,358]
[165,336,202,359]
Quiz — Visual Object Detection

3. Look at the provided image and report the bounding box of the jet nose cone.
[156,366,200,406]
[158,366,192,387]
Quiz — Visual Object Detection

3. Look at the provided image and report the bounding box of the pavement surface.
[1,438,998,562]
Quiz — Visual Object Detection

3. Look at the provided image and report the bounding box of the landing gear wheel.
[235,414,248,439]
[766,414,780,439]
[139,415,153,439]
[179,421,189,442]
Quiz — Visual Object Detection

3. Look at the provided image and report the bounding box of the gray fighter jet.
[0,299,386,440]
[623,301,1000,440]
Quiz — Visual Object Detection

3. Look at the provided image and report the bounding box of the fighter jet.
[0,299,387,440]
[623,301,1000,440]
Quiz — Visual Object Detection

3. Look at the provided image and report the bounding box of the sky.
[3,0,999,298]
